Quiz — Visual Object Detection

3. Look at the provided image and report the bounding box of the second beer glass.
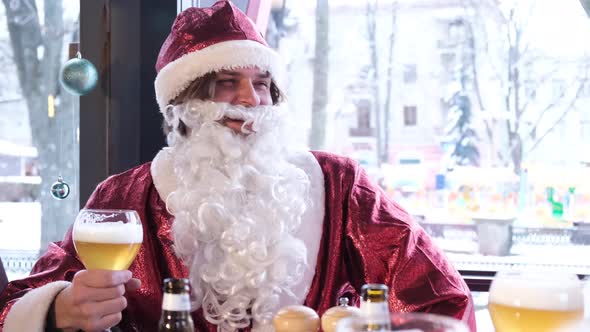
[488,270,584,332]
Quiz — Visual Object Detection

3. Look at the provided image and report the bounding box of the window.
[437,18,466,49]
[274,0,590,304]
[0,1,80,280]
[349,98,375,137]
[178,0,248,12]
[440,52,456,65]
[403,64,417,83]
[403,106,417,126]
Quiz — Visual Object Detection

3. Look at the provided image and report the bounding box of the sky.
[523,0,590,56]
[290,0,590,57]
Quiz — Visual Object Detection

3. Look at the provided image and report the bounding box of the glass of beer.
[73,209,143,270]
[488,270,584,332]
[336,312,470,332]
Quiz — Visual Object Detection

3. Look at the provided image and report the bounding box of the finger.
[85,312,123,332]
[72,284,126,303]
[100,311,123,331]
[75,270,132,288]
[94,296,128,316]
[125,278,141,292]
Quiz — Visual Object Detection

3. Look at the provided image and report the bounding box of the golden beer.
[75,241,141,270]
[489,302,583,332]
[489,271,584,332]
[73,222,143,270]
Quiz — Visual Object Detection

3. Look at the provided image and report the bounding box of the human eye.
[254,80,270,90]
[216,79,237,87]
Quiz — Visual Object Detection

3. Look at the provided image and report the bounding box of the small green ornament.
[50,176,70,200]
[59,52,98,95]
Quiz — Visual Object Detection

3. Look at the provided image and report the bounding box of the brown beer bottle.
[360,284,391,331]
[158,278,195,332]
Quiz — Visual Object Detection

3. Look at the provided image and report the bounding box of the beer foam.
[74,222,143,243]
[489,274,584,311]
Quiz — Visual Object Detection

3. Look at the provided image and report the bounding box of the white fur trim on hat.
[154,39,283,111]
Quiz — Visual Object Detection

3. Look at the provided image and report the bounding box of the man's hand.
[53,270,141,332]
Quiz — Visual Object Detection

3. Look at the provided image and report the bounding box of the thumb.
[125,278,141,292]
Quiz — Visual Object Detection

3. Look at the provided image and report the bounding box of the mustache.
[219,107,256,134]
[169,101,277,130]
[163,99,297,149]
[222,106,253,121]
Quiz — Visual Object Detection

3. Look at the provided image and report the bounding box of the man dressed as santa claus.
[0,1,475,331]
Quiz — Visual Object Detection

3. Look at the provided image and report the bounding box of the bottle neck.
[360,300,390,329]
[160,310,192,319]
[360,300,389,318]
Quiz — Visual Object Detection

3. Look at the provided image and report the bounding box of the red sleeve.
[347,167,476,331]
[0,183,106,331]
[0,242,84,331]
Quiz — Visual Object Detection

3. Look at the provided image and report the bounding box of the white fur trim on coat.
[3,281,70,332]
[154,39,283,111]
[150,147,177,202]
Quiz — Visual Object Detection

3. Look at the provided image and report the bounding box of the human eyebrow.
[256,71,271,79]
[217,70,271,79]
[217,71,240,77]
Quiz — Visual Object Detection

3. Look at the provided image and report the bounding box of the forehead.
[216,67,271,79]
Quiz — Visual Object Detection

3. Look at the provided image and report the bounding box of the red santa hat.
[154,0,282,110]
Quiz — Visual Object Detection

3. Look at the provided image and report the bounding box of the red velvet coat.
[0,151,475,331]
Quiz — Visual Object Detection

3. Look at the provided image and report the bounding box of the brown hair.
[162,71,285,137]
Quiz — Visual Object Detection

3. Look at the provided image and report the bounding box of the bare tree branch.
[519,65,561,117]
[382,1,398,163]
[365,0,383,164]
[465,0,503,84]
[525,76,584,139]
[515,0,537,42]
[526,77,587,154]
[460,1,495,144]
[309,0,330,149]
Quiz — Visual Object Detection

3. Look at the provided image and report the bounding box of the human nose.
[235,80,260,107]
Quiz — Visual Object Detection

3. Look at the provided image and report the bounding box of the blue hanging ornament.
[51,176,70,200]
[59,52,98,95]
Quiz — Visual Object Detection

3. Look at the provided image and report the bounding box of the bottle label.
[360,302,389,324]
[162,293,191,311]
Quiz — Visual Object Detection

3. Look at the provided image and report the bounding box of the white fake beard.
[163,100,311,331]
